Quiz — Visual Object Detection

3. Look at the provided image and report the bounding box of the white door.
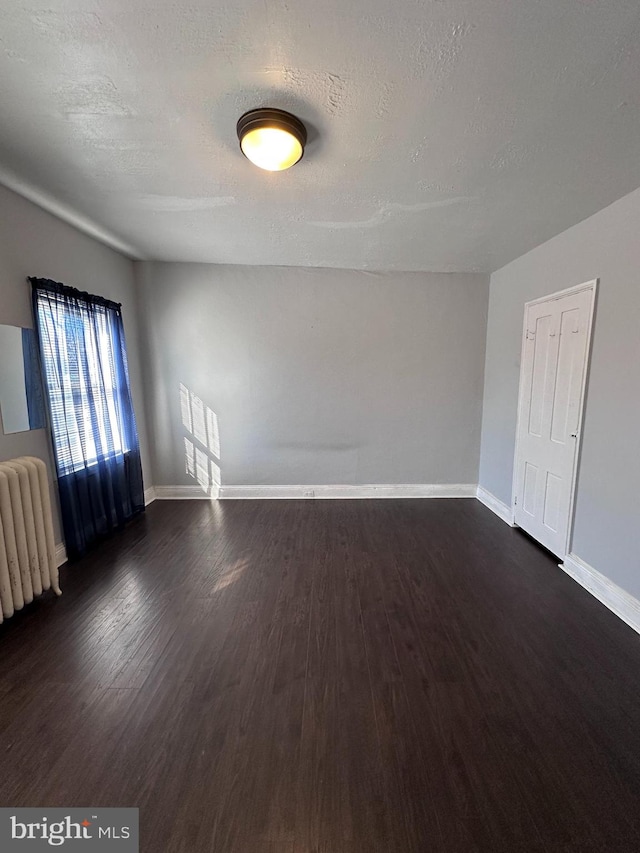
[513,282,596,557]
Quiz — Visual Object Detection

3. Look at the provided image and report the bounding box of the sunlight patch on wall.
[180,383,192,433]
[191,393,207,447]
[184,437,196,479]
[180,382,221,497]
[206,407,220,459]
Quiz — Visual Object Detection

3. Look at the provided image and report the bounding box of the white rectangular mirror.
[0,324,47,433]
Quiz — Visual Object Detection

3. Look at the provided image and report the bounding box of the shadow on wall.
[180,383,221,496]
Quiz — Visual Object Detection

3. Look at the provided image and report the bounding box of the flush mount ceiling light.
[237,108,307,172]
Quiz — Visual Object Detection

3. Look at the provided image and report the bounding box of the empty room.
[0,0,639,850]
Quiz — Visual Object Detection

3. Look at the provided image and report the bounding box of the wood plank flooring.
[1,498,639,851]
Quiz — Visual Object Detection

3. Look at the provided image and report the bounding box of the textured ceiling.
[1,0,639,272]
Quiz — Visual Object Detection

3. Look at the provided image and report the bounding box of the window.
[34,286,133,475]
[31,277,144,558]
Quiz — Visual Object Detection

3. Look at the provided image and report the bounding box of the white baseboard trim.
[151,483,477,500]
[560,553,640,637]
[154,485,220,500]
[144,487,157,506]
[217,483,477,499]
[55,543,67,568]
[476,486,515,526]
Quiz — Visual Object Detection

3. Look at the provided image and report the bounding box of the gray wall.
[479,185,640,599]
[0,183,151,544]
[136,263,489,489]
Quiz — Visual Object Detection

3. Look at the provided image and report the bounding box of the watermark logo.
[0,809,138,850]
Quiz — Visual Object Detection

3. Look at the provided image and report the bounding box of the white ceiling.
[1,0,639,272]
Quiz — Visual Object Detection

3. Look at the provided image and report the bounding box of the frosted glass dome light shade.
[237,108,307,172]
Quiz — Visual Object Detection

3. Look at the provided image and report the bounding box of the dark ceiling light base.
[237,108,307,171]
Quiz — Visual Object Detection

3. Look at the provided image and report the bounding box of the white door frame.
[511,278,598,558]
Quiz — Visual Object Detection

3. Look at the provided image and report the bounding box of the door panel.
[523,462,538,516]
[514,286,594,557]
[542,472,562,532]
[549,307,581,446]
[528,313,552,437]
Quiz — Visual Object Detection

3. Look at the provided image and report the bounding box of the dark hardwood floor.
[1,499,639,851]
